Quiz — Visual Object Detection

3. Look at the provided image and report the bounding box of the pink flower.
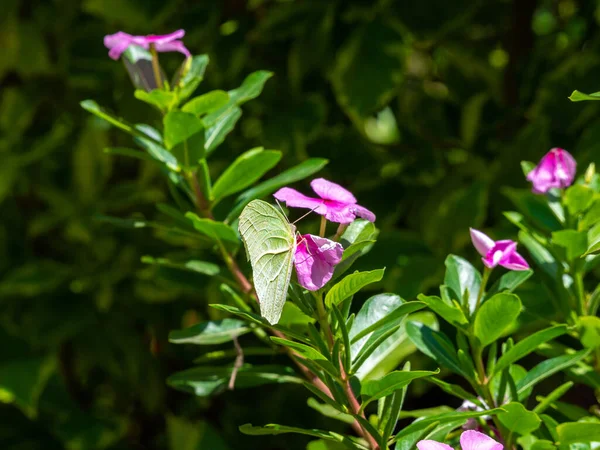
[274,178,376,224]
[526,147,576,194]
[417,430,503,450]
[295,234,343,291]
[104,30,191,61]
[470,228,529,271]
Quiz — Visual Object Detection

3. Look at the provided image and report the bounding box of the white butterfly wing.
[238,199,296,325]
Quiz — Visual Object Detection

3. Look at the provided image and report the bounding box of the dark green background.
[1,0,599,448]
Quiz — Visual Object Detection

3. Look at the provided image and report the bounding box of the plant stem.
[474,266,492,312]
[149,45,164,90]
[315,292,334,348]
[319,216,327,237]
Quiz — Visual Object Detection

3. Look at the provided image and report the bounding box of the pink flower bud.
[526,148,576,194]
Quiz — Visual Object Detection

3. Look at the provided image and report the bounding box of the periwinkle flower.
[274,178,376,224]
[470,228,529,271]
[526,147,576,194]
[104,30,191,60]
[417,430,503,450]
[294,234,343,291]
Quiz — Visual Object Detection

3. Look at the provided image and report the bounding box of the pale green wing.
[238,199,296,325]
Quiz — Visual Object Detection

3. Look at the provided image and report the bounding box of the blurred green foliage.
[2,0,600,448]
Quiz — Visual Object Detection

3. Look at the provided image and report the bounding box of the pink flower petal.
[499,249,529,271]
[104,30,190,60]
[527,148,576,194]
[273,188,327,215]
[417,440,453,450]
[311,178,357,203]
[347,204,376,222]
[154,40,191,58]
[294,234,343,291]
[470,228,495,257]
[460,430,503,450]
[144,29,186,44]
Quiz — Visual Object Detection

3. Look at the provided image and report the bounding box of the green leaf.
[163,111,205,168]
[141,256,220,277]
[175,55,210,102]
[239,423,349,444]
[504,187,562,232]
[493,325,569,375]
[350,301,426,344]
[306,398,354,425]
[270,337,338,376]
[134,89,177,112]
[418,294,468,327]
[182,90,230,116]
[169,319,251,345]
[579,316,600,348]
[585,222,600,255]
[405,321,464,376]
[521,161,536,176]
[444,254,481,313]
[361,370,437,405]
[486,270,533,298]
[564,185,594,215]
[204,106,242,154]
[229,71,274,104]
[473,293,522,348]
[306,440,349,450]
[134,131,180,172]
[581,201,600,230]
[168,364,302,396]
[80,100,138,137]
[557,422,600,443]
[227,158,328,222]
[516,349,592,398]
[185,213,239,247]
[552,230,588,260]
[0,357,55,416]
[325,269,385,307]
[569,90,600,102]
[497,402,541,435]
[211,148,282,203]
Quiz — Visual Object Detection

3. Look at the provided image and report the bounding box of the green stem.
[149,44,164,90]
[574,271,585,317]
[319,216,327,238]
[314,292,333,348]
[474,266,492,312]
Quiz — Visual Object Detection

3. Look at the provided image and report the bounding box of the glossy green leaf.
[182,90,230,116]
[581,201,600,230]
[169,319,251,345]
[204,106,242,154]
[564,185,594,215]
[361,369,437,404]
[557,422,600,443]
[228,71,274,104]
[552,230,588,260]
[227,158,328,222]
[444,254,481,313]
[239,423,348,444]
[486,269,533,299]
[474,293,521,348]
[167,364,302,396]
[350,301,425,344]
[406,321,464,376]
[497,402,541,435]
[211,148,282,203]
[134,89,177,111]
[306,398,354,425]
[185,213,239,247]
[493,325,569,375]
[80,100,139,137]
[569,90,600,101]
[504,187,562,232]
[163,111,205,167]
[585,222,600,255]
[516,349,592,398]
[579,316,600,348]
[325,269,385,307]
[418,294,468,327]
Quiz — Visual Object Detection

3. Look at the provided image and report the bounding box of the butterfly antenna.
[291,205,321,225]
[274,199,291,223]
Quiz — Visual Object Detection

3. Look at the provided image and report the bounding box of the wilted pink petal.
[470,228,495,257]
[274,178,375,224]
[527,148,576,194]
[416,440,453,450]
[311,178,357,203]
[294,234,343,291]
[273,188,327,214]
[460,430,503,450]
[104,29,190,60]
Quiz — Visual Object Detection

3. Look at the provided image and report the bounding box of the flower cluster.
[274,178,375,291]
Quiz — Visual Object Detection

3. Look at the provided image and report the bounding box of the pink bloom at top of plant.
[470,228,529,271]
[104,30,191,60]
[417,430,503,450]
[273,178,376,224]
[526,147,576,194]
[294,234,343,291]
